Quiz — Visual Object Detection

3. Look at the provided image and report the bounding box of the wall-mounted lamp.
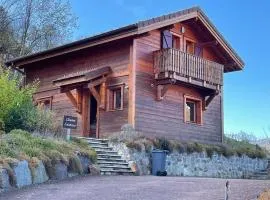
[181,26,185,34]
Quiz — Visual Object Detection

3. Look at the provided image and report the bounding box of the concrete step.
[97,157,127,162]
[255,171,268,175]
[100,165,131,171]
[97,154,122,159]
[97,161,129,166]
[100,169,134,176]
[90,146,113,151]
[95,150,118,155]
[87,141,109,147]
[250,176,269,180]
[76,136,109,143]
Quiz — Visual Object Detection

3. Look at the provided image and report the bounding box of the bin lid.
[152,149,169,153]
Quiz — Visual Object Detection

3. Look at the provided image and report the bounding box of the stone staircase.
[249,159,270,180]
[77,137,133,175]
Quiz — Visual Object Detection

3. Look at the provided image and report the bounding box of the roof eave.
[5,24,138,67]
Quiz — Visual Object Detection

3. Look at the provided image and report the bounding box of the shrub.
[170,140,185,153]
[153,137,173,152]
[0,119,4,130]
[0,66,59,134]
[126,141,142,152]
[108,124,142,143]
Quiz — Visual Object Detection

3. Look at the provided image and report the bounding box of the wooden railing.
[154,48,224,86]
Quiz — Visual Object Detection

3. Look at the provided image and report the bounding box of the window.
[37,96,52,111]
[113,88,122,110]
[186,40,195,54]
[184,95,202,124]
[107,85,124,111]
[172,35,181,49]
[185,100,196,123]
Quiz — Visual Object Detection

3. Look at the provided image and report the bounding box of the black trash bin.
[151,149,167,176]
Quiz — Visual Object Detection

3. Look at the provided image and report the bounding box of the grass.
[0,129,97,170]
[109,132,268,159]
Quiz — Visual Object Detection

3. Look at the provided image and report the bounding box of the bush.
[0,119,5,130]
[153,137,173,152]
[0,66,60,134]
[126,141,142,152]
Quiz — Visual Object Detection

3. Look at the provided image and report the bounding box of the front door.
[89,94,97,138]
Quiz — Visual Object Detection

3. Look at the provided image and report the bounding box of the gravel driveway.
[0,176,269,200]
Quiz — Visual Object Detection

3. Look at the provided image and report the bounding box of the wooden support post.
[65,91,77,108]
[100,82,106,109]
[82,89,90,137]
[76,88,82,113]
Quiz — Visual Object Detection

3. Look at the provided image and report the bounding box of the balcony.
[153,48,224,91]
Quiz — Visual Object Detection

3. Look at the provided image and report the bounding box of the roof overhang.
[53,66,112,90]
[5,6,244,71]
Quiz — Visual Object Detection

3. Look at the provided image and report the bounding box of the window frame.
[36,96,53,111]
[184,37,196,55]
[171,32,183,51]
[184,95,203,125]
[107,84,124,111]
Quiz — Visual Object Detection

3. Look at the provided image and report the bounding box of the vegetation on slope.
[109,131,268,159]
[0,129,97,170]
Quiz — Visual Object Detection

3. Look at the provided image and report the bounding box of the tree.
[0,0,77,58]
[0,5,19,62]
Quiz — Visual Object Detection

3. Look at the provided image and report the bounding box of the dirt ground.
[0,176,269,200]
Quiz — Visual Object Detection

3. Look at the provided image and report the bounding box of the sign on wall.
[63,115,77,129]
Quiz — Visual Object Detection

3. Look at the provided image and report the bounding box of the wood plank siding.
[134,23,224,143]
[27,40,132,136]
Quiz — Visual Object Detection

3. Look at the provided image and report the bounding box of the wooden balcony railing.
[154,48,224,88]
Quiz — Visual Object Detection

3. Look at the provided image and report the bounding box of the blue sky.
[70,0,270,137]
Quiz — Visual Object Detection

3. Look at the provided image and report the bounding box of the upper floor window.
[186,40,195,54]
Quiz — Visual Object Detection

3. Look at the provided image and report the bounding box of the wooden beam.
[198,40,218,47]
[157,85,169,101]
[205,93,216,108]
[87,77,107,88]
[89,86,101,104]
[65,91,77,109]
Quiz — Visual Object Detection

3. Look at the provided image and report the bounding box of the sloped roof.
[5,6,244,70]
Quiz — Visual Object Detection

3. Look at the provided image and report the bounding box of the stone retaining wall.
[110,142,268,178]
[0,155,99,193]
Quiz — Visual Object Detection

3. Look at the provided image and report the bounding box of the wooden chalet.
[5,7,244,143]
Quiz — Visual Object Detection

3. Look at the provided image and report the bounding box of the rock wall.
[109,142,268,178]
[166,152,267,178]
[0,155,98,193]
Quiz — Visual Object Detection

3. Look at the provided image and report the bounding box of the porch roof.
[53,66,112,87]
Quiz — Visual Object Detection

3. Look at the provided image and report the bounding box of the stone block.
[79,156,91,174]
[89,165,100,176]
[32,161,49,184]
[0,168,11,191]
[46,161,68,180]
[12,160,32,188]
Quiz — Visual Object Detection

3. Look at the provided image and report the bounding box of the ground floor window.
[36,96,53,111]
[184,95,202,124]
[107,84,124,111]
